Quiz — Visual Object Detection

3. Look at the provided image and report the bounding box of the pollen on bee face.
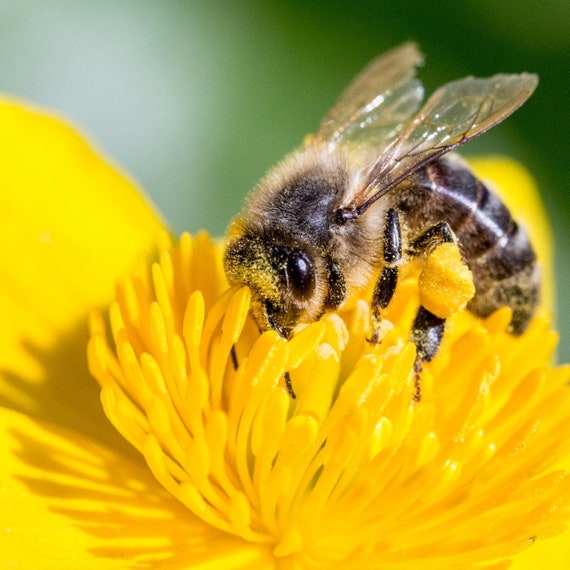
[224,234,280,302]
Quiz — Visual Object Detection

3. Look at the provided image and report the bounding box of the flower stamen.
[88,231,570,567]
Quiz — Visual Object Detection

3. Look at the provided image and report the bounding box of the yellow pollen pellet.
[419,242,476,319]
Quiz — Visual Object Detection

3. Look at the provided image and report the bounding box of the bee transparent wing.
[316,42,425,148]
[347,73,538,215]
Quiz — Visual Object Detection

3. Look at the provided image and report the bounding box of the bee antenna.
[334,206,359,225]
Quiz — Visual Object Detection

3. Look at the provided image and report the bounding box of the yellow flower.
[1,96,569,569]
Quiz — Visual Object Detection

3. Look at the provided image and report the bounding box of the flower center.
[88,231,570,567]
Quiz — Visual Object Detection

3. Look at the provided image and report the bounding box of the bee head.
[223,232,318,338]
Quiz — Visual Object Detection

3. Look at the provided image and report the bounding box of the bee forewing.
[350,72,538,214]
[316,42,425,149]
[395,73,539,158]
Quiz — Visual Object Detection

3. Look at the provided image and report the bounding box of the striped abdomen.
[395,156,540,334]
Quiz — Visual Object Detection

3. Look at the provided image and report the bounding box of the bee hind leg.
[371,215,457,400]
[410,306,446,401]
[230,345,239,370]
[406,221,457,255]
[406,221,462,400]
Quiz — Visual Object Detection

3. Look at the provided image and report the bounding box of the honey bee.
[224,43,540,397]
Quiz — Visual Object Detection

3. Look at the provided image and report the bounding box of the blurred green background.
[0,0,567,360]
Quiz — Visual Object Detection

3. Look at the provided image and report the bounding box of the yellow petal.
[0,407,275,569]
[0,96,164,442]
[512,535,570,570]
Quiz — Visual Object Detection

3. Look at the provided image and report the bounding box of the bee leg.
[370,208,402,343]
[410,306,446,400]
[230,345,239,370]
[406,222,458,400]
[406,221,456,255]
[284,372,295,399]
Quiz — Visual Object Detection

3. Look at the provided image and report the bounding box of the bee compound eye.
[285,251,315,300]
